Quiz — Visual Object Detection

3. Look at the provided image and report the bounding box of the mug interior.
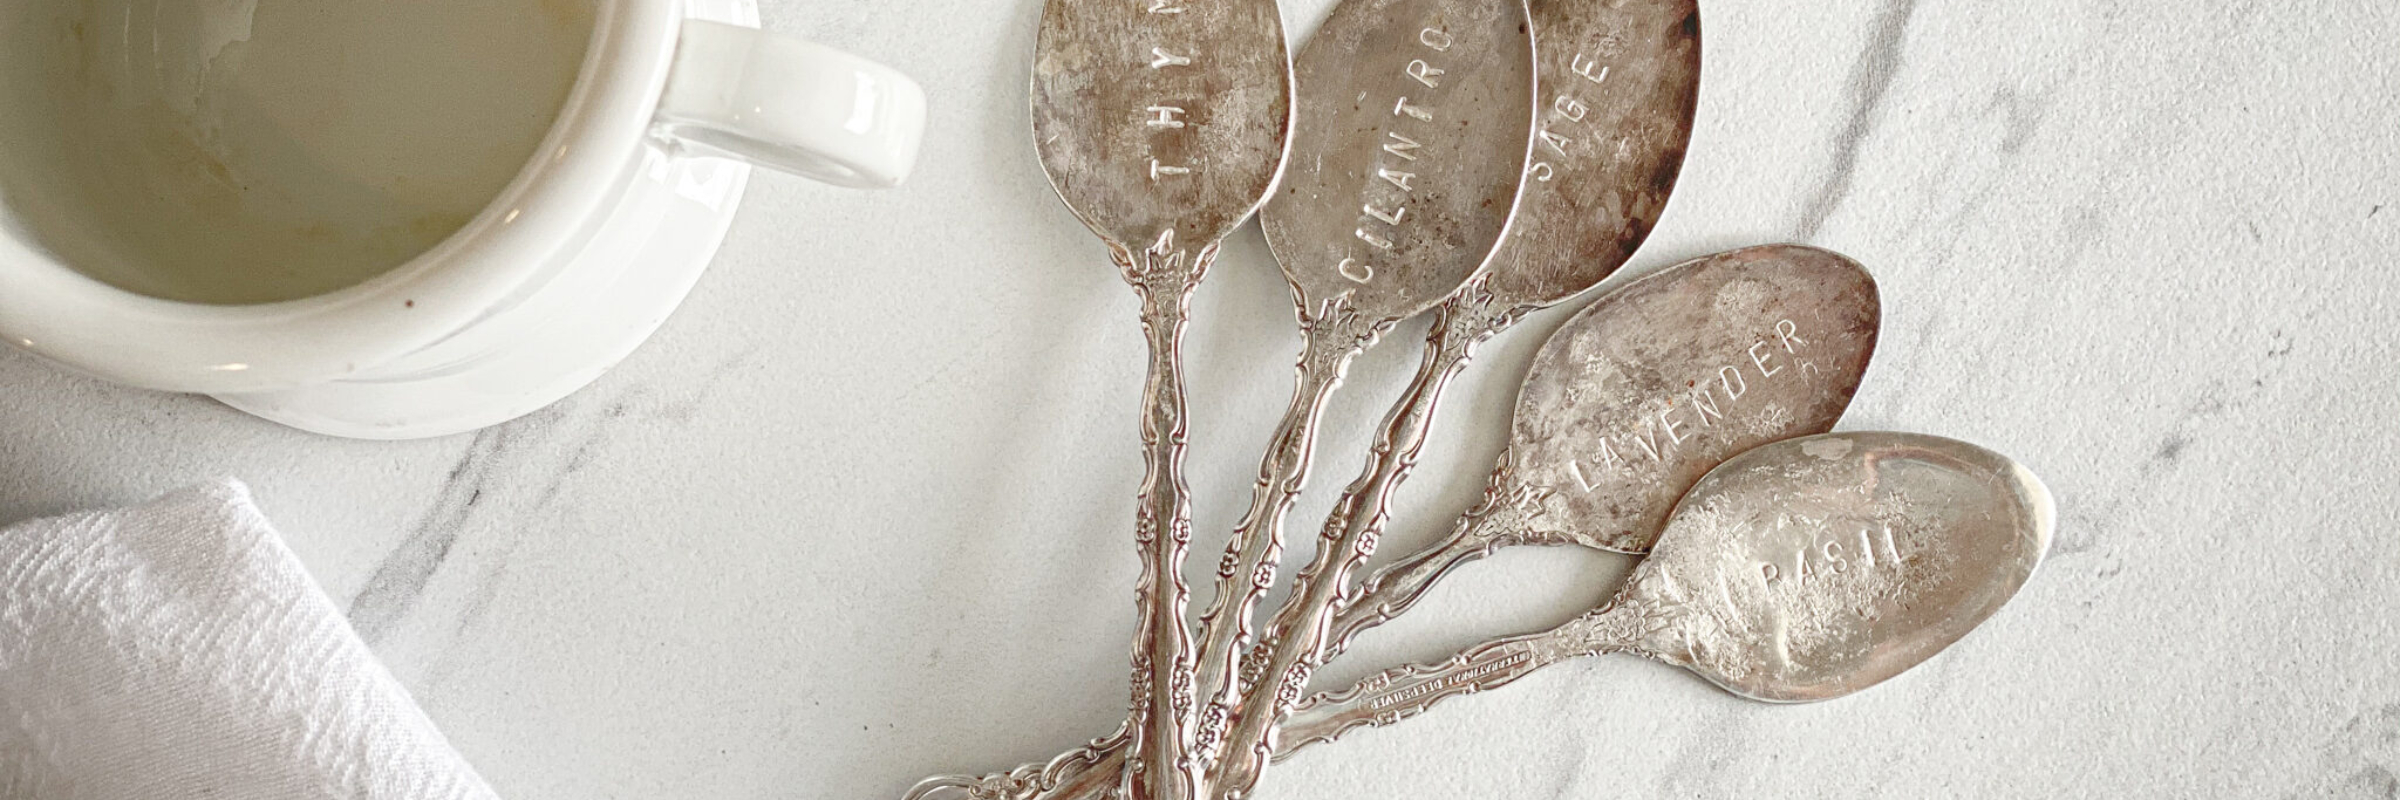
[0,0,600,306]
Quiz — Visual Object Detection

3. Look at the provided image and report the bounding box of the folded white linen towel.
[0,480,498,800]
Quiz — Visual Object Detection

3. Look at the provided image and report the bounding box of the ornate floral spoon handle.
[1279,606,1629,752]
[898,612,1617,800]
[1186,308,1377,766]
[1320,449,1533,663]
[1118,237,1213,800]
[1206,290,1507,791]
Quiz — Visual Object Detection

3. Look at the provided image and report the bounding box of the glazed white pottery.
[0,0,926,439]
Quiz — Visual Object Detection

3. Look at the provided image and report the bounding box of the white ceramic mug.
[0,0,926,439]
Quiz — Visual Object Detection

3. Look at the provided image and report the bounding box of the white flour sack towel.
[0,480,497,800]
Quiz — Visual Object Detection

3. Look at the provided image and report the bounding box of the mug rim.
[0,0,686,393]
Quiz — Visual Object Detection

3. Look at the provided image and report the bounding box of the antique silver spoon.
[900,244,1873,800]
[1223,0,1701,787]
[1189,0,1535,793]
[1030,1,1292,797]
[1321,244,1881,663]
[1278,430,2056,752]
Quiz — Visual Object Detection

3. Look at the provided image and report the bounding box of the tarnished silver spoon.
[1030,1,1292,797]
[1279,430,2056,751]
[1188,1,1536,793]
[900,244,1872,800]
[1226,0,1701,785]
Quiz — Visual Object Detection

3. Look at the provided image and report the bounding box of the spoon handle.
[904,315,1371,800]
[1209,291,1513,795]
[897,589,1599,800]
[1114,236,1216,800]
[899,727,1125,800]
[1282,599,1653,753]
[1189,310,1381,767]
[892,306,1513,800]
[1276,636,1558,752]
[1322,447,1540,663]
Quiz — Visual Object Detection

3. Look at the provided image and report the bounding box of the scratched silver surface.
[1030,0,1291,250]
[1257,0,1536,324]
[1029,3,1293,799]
[1279,432,2054,750]
[1509,243,1881,554]
[1581,431,2056,701]
[1481,0,1699,308]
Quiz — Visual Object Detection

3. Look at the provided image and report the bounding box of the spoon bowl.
[1511,244,1884,555]
[1622,431,2056,702]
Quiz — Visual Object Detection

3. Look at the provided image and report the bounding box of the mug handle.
[656,20,927,188]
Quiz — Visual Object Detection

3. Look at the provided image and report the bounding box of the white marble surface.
[5,0,2399,797]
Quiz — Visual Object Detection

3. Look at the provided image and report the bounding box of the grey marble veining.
[1791,0,1916,240]
[4,0,2398,797]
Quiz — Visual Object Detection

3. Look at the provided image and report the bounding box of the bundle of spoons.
[1033,0,1538,797]
[909,244,1884,800]
[931,0,2058,793]
[956,429,2054,798]
[912,425,2052,798]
